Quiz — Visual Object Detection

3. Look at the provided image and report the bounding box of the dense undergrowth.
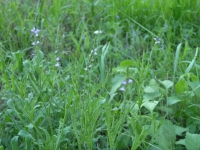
[0,0,200,150]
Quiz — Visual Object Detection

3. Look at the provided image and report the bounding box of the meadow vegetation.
[0,0,200,149]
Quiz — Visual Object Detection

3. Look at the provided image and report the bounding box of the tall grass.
[0,0,200,149]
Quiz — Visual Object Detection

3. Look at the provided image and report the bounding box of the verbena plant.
[0,0,200,150]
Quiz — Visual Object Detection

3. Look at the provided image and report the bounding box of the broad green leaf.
[175,79,188,94]
[33,108,45,124]
[144,86,155,93]
[110,75,126,95]
[142,100,159,112]
[174,125,188,136]
[143,91,160,101]
[143,79,160,101]
[175,139,185,145]
[158,80,174,89]
[120,60,135,68]
[185,132,200,150]
[35,50,44,64]
[26,123,34,129]
[155,120,176,149]
[117,133,131,149]
[11,136,19,150]
[63,126,71,135]
[7,99,23,121]
[149,79,159,88]
[112,66,126,73]
[188,82,200,98]
[18,130,33,140]
[167,96,182,106]
[189,73,199,82]
[157,106,173,114]
[99,98,106,104]
[0,146,4,150]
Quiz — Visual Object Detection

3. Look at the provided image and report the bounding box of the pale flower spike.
[94,30,102,34]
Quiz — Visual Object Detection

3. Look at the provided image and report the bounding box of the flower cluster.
[84,48,98,71]
[154,37,161,45]
[154,37,165,51]
[31,27,40,36]
[54,51,61,67]
[89,48,98,57]
[94,30,102,34]
[119,79,133,91]
[84,30,103,71]
[31,27,40,46]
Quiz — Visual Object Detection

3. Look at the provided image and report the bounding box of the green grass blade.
[185,47,198,74]
[173,43,182,82]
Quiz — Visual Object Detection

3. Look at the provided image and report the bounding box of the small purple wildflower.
[31,41,40,46]
[55,63,60,67]
[56,57,60,61]
[119,87,125,91]
[154,37,160,45]
[116,15,119,19]
[122,81,127,85]
[89,48,98,56]
[132,31,137,36]
[122,79,133,85]
[163,24,168,30]
[128,79,133,83]
[31,27,40,36]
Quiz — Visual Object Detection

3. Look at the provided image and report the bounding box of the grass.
[0,0,200,149]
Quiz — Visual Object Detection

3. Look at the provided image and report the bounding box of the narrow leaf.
[11,136,19,150]
[185,47,198,73]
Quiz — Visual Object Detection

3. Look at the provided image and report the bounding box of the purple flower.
[31,27,40,36]
[122,79,133,85]
[154,37,160,45]
[31,41,40,46]
[56,57,60,61]
[128,79,133,83]
[119,87,125,91]
[122,81,127,85]
[55,63,60,67]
